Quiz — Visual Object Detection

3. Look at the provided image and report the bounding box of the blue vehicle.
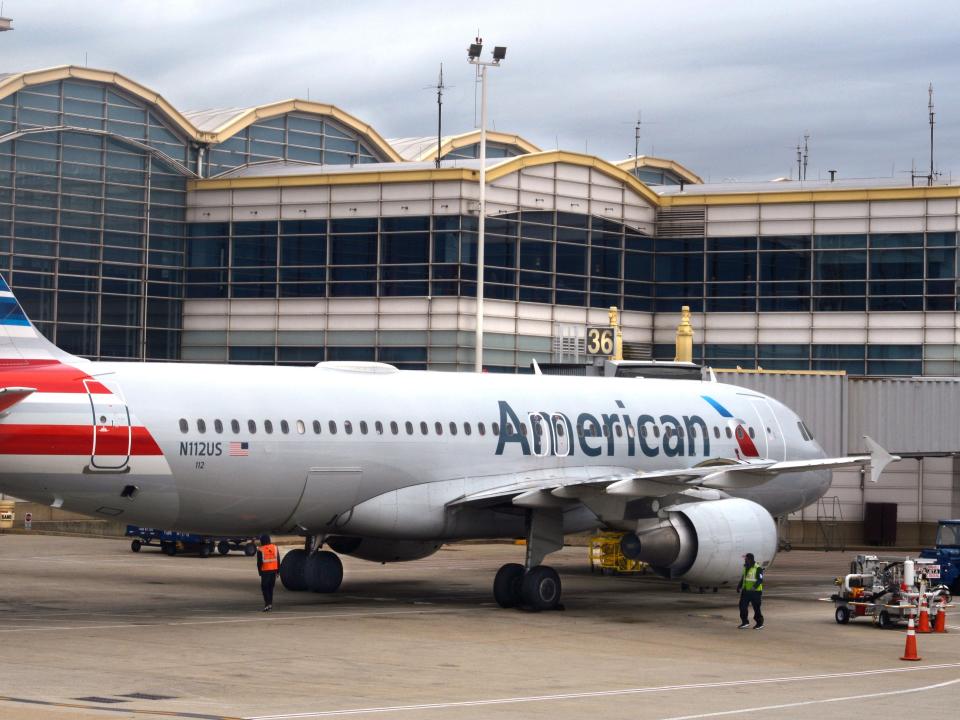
[125,526,256,558]
[920,520,960,592]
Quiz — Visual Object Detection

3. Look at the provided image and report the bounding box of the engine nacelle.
[326,536,442,563]
[621,498,777,586]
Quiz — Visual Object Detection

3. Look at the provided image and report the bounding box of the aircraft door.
[529,413,551,457]
[551,414,572,457]
[84,378,131,471]
[748,397,786,460]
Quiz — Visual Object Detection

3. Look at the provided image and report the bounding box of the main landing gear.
[279,536,343,594]
[493,507,565,612]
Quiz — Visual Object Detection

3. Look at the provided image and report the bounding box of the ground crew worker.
[257,534,279,611]
[737,552,764,629]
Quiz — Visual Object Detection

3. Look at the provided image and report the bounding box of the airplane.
[0,273,897,610]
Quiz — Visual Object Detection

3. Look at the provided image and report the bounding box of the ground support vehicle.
[831,554,952,627]
[125,526,256,557]
[589,532,647,575]
[920,520,960,593]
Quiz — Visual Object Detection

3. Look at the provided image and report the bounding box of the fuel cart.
[831,554,952,628]
[126,526,256,558]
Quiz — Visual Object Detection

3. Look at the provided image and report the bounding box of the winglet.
[531,359,543,376]
[864,435,898,484]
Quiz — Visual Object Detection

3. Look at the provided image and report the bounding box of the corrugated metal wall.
[847,378,960,455]
[716,370,847,456]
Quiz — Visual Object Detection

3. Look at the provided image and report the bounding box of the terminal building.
[1,66,958,542]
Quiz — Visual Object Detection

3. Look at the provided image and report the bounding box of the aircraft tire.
[521,565,562,611]
[493,563,525,608]
[305,551,343,593]
[130,539,141,553]
[279,549,309,592]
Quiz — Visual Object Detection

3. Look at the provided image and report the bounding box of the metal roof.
[182,107,247,133]
[211,157,497,179]
[656,176,957,197]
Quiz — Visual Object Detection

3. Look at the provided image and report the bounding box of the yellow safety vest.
[742,563,763,592]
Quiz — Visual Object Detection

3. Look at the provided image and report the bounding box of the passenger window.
[435,421,443,435]
[478,422,486,436]
[725,426,733,439]
[449,422,458,436]
[280,420,289,434]
[390,421,399,435]
[520,423,527,436]
[748,427,755,439]
[492,422,500,436]
[405,421,413,435]
[179,418,188,433]
[213,419,222,434]
[677,427,684,438]
[329,420,337,434]
[197,419,206,434]
[231,419,240,434]
[557,424,565,437]
[653,426,660,438]
[360,421,368,435]
[344,421,353,435]
[375,421,383,435]
[464,422,472,436]
[248,420,257,434]
[640,425,647,437]
[264,420,274,434]
[313,420,321,434]
[602,425,609,437]
[714,426,720,439]
[664,427,672,439]
[296,420,305,434]
[506,423,514,435]
[420,421,428,435]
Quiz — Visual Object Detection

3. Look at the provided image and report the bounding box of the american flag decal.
[229,441,249,457]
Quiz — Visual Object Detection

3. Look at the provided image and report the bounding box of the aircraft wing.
[449,436,898,506]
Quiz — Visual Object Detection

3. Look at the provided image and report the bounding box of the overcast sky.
[3,1,959,182]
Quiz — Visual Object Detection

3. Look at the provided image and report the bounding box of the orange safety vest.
[259,543,279,572]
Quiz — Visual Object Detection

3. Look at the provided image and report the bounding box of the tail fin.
[0,274,84,364]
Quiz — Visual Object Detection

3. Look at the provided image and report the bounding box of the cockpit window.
[797,421,810,441]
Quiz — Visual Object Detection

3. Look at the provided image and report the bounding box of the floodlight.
[492,46,507,61]
[468,42,482,59]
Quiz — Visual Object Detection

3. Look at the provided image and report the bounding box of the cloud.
[3,0,960,181]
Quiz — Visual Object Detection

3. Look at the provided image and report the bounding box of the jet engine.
[620,498,777,586]
[326,536,442,563]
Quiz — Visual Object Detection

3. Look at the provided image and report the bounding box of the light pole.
[467,38,506,373]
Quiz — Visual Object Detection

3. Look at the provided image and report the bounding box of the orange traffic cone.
[934,599,948,634]
[917,599,932,633]
[901,614,922,661]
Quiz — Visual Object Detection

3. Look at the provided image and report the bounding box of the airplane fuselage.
[0,360,830,537]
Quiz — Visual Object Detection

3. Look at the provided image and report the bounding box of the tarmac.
[0,534,957,719]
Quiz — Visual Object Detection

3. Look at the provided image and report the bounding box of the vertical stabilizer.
[0,274,85,364]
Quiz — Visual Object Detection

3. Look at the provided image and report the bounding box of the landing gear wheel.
[244,542,256,557]
[199,542,212,558]
[217,540,230,556]
[130,539,142,553]
[493,563,525,608]
[279,549,308,592]
[521,565,562,611]
[835,606,851,624]
[877,609,892,629]
[305,551,343,593]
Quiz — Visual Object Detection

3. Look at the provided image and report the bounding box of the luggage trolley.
[126,526,256,558]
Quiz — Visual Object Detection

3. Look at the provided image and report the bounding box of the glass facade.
[184,211,655,311]
[1,79,189,360]
[206,114,387,176]
[442,141,526,160]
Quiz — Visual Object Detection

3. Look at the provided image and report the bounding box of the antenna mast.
[802,132,809,181]
[435,64,445,169]
[796,141,802,181]
[634,110,641,163]
[928,83,935,186]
